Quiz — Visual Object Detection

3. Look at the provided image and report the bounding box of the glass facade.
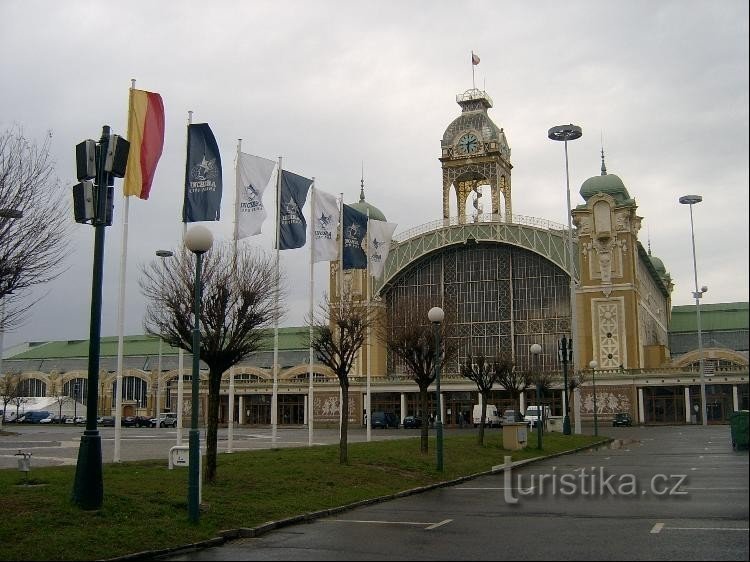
[386,243,571,375]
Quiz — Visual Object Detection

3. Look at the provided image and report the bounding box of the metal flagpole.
[177,110,193,447]
[366,209,372,442]
[272,156,282,447]
[308,180,316,447]
[114,79,136,463]
[338,193,344,439]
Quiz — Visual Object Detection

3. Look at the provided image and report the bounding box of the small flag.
[342,204,367,270]
[278,170,312,250]
[312,188,340,263]
[472,52,480,65]
[367,219,397,278]
[183,123,223,222]
[123,89,165,199]
[236,152,278,239]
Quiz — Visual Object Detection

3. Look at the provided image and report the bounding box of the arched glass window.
[18,378,46,397]
[64,378,88,405]
[112,376,148,408]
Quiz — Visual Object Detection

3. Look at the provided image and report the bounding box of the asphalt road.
[158,425,749,561]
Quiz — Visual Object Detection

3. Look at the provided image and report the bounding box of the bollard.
[15,450,32,482]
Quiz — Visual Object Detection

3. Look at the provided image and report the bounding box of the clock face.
[458,133,479,154]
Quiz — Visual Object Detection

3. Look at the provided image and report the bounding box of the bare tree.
[380,300,456,454]
[461,352,513,445]
[48,378,70,421]
[140,244,280,482]
[0,373,19,427]
[0,125,72,330]
[495,364,532,416]
[310,290,376,464]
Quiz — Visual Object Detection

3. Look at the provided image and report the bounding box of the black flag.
[183,123,222,222]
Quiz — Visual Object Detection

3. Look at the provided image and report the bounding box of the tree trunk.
[478,397,487,445]
[339,382,349,464]
[419,385,429,454]
[204,369,222,482]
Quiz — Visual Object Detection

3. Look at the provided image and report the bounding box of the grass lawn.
[0,432,606,561]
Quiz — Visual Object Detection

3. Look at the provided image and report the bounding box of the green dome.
[349,184,386,221]
[650,255,666,275]
[580,173,631,204]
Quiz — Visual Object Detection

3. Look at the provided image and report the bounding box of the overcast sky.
[1,0,748,351]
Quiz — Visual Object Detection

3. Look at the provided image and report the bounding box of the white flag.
[368,219,397,278]
[235,152,278,239]
[311,188,340,263]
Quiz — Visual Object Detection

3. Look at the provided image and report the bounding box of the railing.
[392,214,568,244]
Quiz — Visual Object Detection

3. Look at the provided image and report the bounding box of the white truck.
[472,404,501,427]
[524,405,551,429]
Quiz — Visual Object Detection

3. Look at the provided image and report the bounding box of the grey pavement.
[161,425,749,561]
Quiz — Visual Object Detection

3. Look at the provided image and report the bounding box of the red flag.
[123,89,165,199]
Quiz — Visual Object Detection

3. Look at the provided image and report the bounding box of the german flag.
[123,89,165,199]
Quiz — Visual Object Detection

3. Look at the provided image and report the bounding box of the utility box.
[502,423,528,450]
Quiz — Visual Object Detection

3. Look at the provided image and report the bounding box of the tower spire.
[360,161,365,202]
[600,132,607,176]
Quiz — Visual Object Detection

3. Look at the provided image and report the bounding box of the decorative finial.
[600,132,607,176]
[360,161,365,202]
[648,225,652,255]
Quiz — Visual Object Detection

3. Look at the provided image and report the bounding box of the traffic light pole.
[72,126,111,510]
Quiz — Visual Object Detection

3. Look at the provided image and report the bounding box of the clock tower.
[439,88,513,221]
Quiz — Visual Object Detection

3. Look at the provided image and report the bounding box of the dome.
[580,173,631,204]
[349,184,386,221]
[649,255,666,275]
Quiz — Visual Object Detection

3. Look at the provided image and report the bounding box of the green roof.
[9,327,311,360]
[670,302,749,333]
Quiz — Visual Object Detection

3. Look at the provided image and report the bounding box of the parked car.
[612,412,632,427]
[73,416,86,425]
[135,415,153,428]
[38,414,54,424]
[402,415,422,429]
[370,411,399,429]
[502,409,526,425]
[100,416,115,427]
[19,411,52,424]
[151,413,178,428]
[50,415,67,424]
[121,416,138,427]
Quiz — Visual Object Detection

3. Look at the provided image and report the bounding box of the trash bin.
[729,410,749,450]
[502,423,528,450]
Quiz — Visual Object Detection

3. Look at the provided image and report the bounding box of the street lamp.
[548,124,582,433]
[530,343,542,449]
[589,360,598,436]
[184,225,213,523]
[558,337,573,435]
[428,306,444,472]
[155,250,174,424]
[679,194,708,427]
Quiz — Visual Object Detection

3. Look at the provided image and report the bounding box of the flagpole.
[272,156,282,447]
[177,110,193,447]
[366,209,372,442]
[338,193,344,439]
[308,180,316,447]
[227,366,234,453]
[113,79,136,463]
[226,138,242,454]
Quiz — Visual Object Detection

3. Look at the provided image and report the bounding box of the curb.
[106,438,611,561]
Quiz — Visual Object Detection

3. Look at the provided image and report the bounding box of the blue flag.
[183,123,222,222]
[278,170,312,250]
[342,204,367,269]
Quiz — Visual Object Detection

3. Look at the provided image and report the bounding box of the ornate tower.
[439,88,513,221]
[572,152,673,370]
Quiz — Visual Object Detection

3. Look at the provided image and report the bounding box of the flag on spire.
[471,52,480,65]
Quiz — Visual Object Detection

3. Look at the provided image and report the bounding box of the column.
[573,387,581,434]
[400,393,407,424]
[238,396,244,425]
[732,385,739,412]
[638,388,645,424]
[303,395,308,426]
[684,387,692,423]
[439,392,445,423]
[519,392,526,414]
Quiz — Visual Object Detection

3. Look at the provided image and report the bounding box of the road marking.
[665,526,749,532]
[329,519,452,530]
[684,487,749,491]
[454,486,535,493]
[650,523,664,534]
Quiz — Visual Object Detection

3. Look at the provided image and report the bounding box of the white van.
[472,404,501,427]
[524,405,551,428]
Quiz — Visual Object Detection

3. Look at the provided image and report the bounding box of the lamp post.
[428,306,444,472]
[184,225,213,523]
[589,360,598,436]
[679,194,708,426]
[548,124,582,433]
[558,337,573,435]
[530,343,542,449]
[155,250,174,423]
